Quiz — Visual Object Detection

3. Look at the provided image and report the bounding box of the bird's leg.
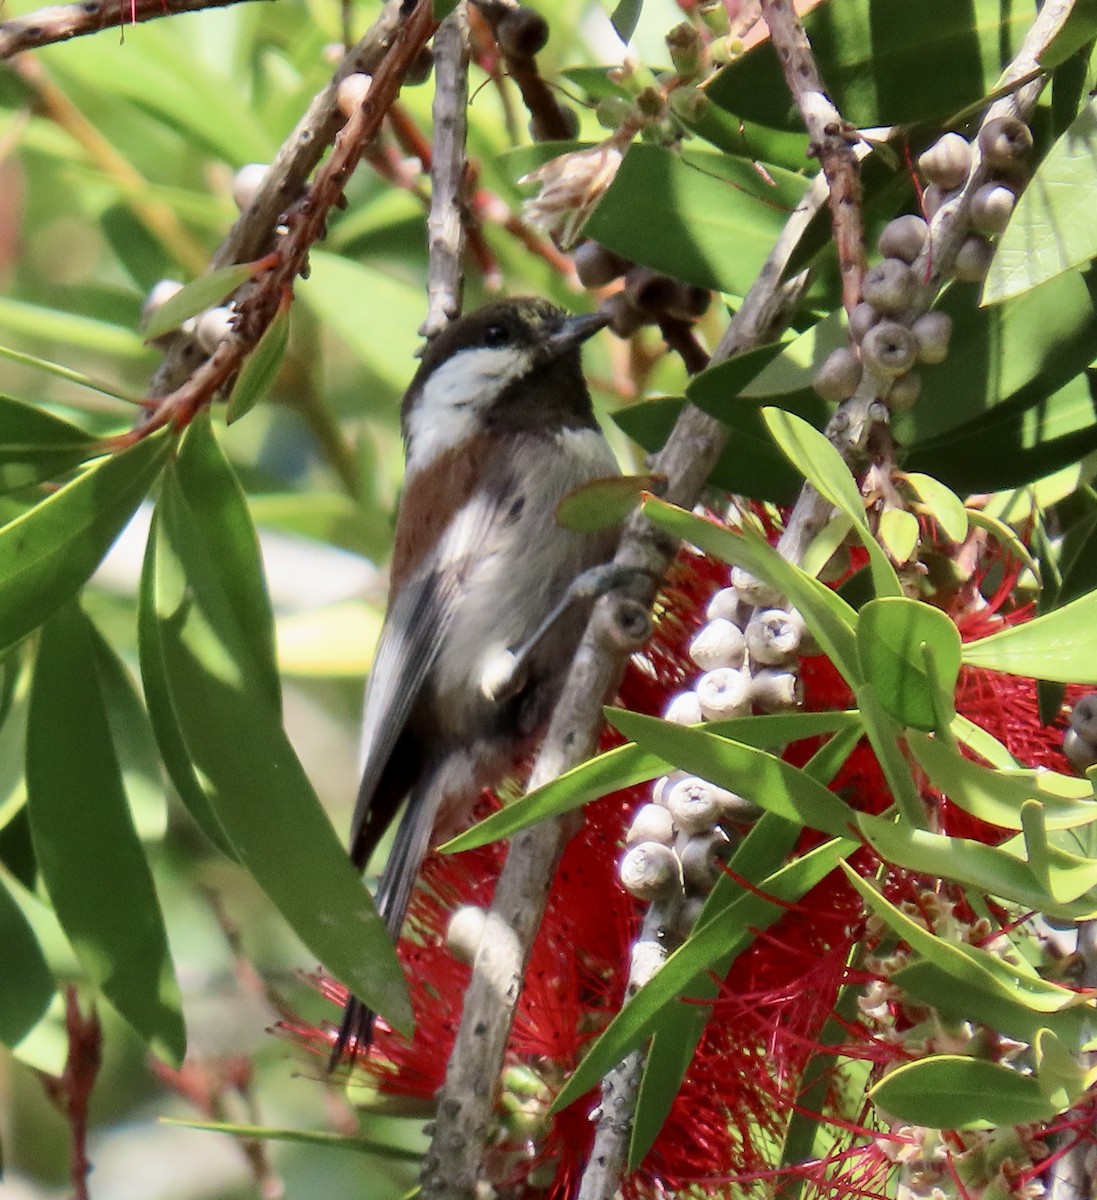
[479,563,652,703]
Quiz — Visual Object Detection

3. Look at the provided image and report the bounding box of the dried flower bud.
[679,831,729,892]
[1070,694,1097,743]
[952,235,994,283]
[705,586,742,623]
[715,789,761,823]
[196,306,234,354]
[446,905,487,964]
[862,258,916,314]
[666,21,704,79]
[745,608,804,665]
[666,777,723,834]
[730,566,783,608]
[750,667,803,712]
[978,115,1033,169]
[849,301,879,344]
[497,6,550,57]
[626,803,676,846]
[231,163,269,212]
[918,132,972,190]
[521,140,624,250]
[598,291,647,337]
[911,311,952,364]
[861,321,918,378]
[969,183,1016,234]
[1064,728,1097,774]
[573,240,630,288]
[884,370,922,412]
[696,667,751,720]
[665,690,703,725]
[336,72,372,119]
[878,215,928,264]
[813,346,863,403]
[620,841,681,900]
[689,617,746,670]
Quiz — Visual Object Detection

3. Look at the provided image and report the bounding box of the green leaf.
[441,711,862,853]
[27,603,185,1063]
[962,586,1097,683]
[985,99,1097,303]
[555,474,658,533]
[855,682,927,825]
[857,598,961,732]
[142,263,254,341]
[607,709,858,838]
[900,472,969,542]
[763,408,902,598]
[0,346,138,405]
[608,0,643,42]
[876,508,918,565]
[964,509,1042,584]
[707,0,1030,130]
[0,393,96,492]
[552,836,853,1115]
[0,296,152,361]
[227,303,290,424]
[0,870,54,1052]
[870,1056,1059,1129]
[150,471,412,1034]
[0,432,169,655]
[641,497,863,685]
[1040,0,1097,67]
[584,144,811,296]
[907,731,1097,831]
[158,1119,421,1160]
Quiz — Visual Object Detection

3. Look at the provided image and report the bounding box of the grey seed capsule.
[626,803,676,846]
[877,215,928,265]
[884,370,922,412]
[620,841,681,900]
[696,667,752,720]
[1064,728,1097,774]
[969,184,1016,235]
[849,301,879,344]
[952,235,994,284]
[862,258,916,314]
[730,566,783,608]
[918,132,972,190]
[750,666,804,713]
[745,608,804,666]
[679,831,730,892]
[1069,694,1097,743]
[666,777,723,834]
[813,346,863,403]
[446,906,487,965]
[861,321,918,378]
[911,311,952,364]
[689,618,746,670]
[664,690,703,725]
[978,116,1033,170]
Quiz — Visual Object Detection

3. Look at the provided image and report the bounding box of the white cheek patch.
[406,345,533,475]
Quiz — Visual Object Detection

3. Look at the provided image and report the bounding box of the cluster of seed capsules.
[1063,694,1097,774]
[813,116,1033,411]
[617,567,813,921]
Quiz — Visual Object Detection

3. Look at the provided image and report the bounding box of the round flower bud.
[730,566,783,608]
[745,608,804,666]
[911,311,952,364]
[573,240,630,288]
[861,321,918,378]
[750,666,803,712]
[598,291,647,337]
[196,306,234,354]
[336,72,372,119]
[884,370,922,412]
[952,235,994,283]
[446,905,487,964]
[231,163,269,212]
[1069,694,1097,743]
[679,831,729,892]
[665,690,703,726]
[849,301,879,344]
[812,346,863,403]
[714,789,761,823]
[705,586,742,624]
[969,183,1016,234]
[619,841,680,900]
[596,95,635,131]
[689,618,746,670]
[696,667,751,720]
[1064,728,1097,775]
[626,803,675,846]
[497,6,550,57]
[918,132,972,190]
[143,278,183,324]
[878,215,928,264]
[978,115,1033,169]
[861,258,916,314]
[666,777,723,834]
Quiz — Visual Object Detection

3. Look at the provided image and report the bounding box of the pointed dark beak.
[544,310,610,357]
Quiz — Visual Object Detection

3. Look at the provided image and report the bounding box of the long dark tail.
[329,785,439,1068]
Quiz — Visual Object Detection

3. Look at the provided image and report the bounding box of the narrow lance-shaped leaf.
[150,469,412,1034]
[0,432,170,655]
[26,602,185,1064]
[962,587,1097,683]
[142,263,254,341]
[226,302,290,425]
[0,869,54,1052]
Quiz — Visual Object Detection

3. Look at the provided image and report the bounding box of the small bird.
[332,297,621,1064]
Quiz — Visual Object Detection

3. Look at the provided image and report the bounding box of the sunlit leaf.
[556,474,659,533]
[962,587,1097,683]
[142,263,253,341]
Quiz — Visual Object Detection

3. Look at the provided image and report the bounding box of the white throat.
[405,344,534,475]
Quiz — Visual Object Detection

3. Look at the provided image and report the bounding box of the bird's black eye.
[483,323,511,348]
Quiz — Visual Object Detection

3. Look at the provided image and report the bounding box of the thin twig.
[130,0,439,436]
[759,0,864,316]
[419,171,826,1200]
[422,3,470,338]
[0,0,266,58]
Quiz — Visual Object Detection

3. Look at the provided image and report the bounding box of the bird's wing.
[347,491,504,868]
